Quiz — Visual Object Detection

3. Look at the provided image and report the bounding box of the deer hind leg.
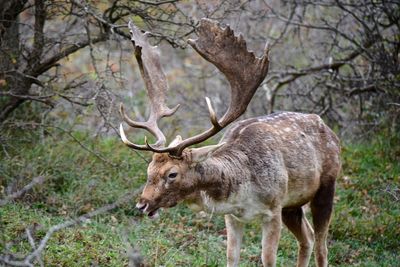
[261,211,282,267]
[282,207,315,267]
[310,178,335,267]
[225,214,244,267]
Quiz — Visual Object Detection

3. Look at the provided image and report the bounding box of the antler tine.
[119,21,180,149]
[205,97,222,129]
[120,124,154,151]
[129,96,224,157]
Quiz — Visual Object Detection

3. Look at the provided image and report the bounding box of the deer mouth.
[147,201,177,219]
[147,208,160,219]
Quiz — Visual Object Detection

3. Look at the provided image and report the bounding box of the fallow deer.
[119,19,341,267]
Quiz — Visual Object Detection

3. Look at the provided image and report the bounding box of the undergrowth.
[0,128,399,266]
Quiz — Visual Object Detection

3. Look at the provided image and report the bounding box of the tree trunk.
[0,0,31,123]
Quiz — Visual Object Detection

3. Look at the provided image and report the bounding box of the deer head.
[120,19,269,218]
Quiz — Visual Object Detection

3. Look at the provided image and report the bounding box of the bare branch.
[0,176,46,207]
[31,35,108,76]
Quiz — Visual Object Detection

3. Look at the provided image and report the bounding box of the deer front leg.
[261,211,282,267]
[225,214,244,267]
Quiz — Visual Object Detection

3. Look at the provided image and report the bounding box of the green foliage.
[0,129,399,266]
[329,131,400,266]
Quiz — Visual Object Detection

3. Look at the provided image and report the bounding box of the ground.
[0,130,399,266]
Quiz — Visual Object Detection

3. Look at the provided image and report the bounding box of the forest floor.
[1,129,399,266]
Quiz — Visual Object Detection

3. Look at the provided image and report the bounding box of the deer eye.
[167,172,178,180]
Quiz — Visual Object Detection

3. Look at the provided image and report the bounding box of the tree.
[257,0,400,136]
[1,0,398,141]
[0,0,195,124]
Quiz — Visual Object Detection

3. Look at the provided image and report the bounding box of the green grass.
[0,129,399,266]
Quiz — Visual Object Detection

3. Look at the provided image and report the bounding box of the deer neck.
[190,155,243,202]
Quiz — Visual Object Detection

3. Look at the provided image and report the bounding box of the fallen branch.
[0,176,46,207]
[120,228,145,267]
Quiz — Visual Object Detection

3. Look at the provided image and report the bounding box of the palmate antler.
[120,18,270,157]
[119,21,180,149]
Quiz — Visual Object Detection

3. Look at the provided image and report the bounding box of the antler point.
[205,97,221,129]
[119,123,129,143]
[119,103,125,115]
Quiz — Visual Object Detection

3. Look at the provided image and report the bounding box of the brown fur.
[136,112,341,267]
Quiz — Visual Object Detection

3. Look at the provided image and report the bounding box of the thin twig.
[25,228,44,267]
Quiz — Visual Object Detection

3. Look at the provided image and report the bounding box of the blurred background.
[1,1,399,266]
[1,0,399,142]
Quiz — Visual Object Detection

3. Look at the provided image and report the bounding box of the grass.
[0,128,399,266]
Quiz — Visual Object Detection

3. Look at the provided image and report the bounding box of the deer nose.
[136,202,149,212]
[136,199,149,212]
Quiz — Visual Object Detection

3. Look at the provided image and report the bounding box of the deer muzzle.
[136,199,160,219]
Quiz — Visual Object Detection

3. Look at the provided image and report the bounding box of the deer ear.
[190,143,225,163]
[168,135,182,147]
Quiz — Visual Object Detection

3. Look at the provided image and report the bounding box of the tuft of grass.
[330,131,400,266]
[0,129,399,266]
